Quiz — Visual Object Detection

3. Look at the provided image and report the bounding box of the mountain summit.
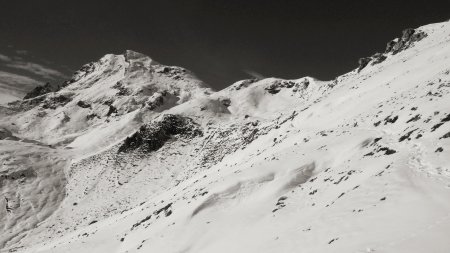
[1,20,450,253]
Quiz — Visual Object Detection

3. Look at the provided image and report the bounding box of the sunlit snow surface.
[1,21,450,253]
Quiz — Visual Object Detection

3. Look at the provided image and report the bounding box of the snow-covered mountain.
[1,20,450,253]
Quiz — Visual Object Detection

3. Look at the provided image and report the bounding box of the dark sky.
[1,0,449,90]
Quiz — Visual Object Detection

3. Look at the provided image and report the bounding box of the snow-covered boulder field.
[1,20,450,253]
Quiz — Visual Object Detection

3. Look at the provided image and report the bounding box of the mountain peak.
[123,49,157,63]
[1,19,450,253]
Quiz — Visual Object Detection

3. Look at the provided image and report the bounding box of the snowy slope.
[1,50,211,154]
[1,20,450,253]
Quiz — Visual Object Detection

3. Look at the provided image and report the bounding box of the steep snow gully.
[1,20,450,253]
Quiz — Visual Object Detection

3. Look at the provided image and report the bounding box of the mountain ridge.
[1,19,450,253]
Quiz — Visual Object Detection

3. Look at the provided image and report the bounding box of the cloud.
[15,49,28,55]
[0,70,41,103]
[0,54,12,62]
[0,70,40,92]
[5,61,67,79]
[0,50,68,103]
[243,69,265,79]
[0,51,68,80]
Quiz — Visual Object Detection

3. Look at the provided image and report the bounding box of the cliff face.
[1,20,450,253]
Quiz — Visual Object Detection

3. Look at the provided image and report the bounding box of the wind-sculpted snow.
[0,141,68,251]
[1,20,450,253]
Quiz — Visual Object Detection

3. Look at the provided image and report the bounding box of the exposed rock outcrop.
[76,100,91,109]
[41,95,72,110]
[118,114,202,153]
[265,80,297,94]
[358,28,427,72]
[23,83,55,100]
[386,28,427,54]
